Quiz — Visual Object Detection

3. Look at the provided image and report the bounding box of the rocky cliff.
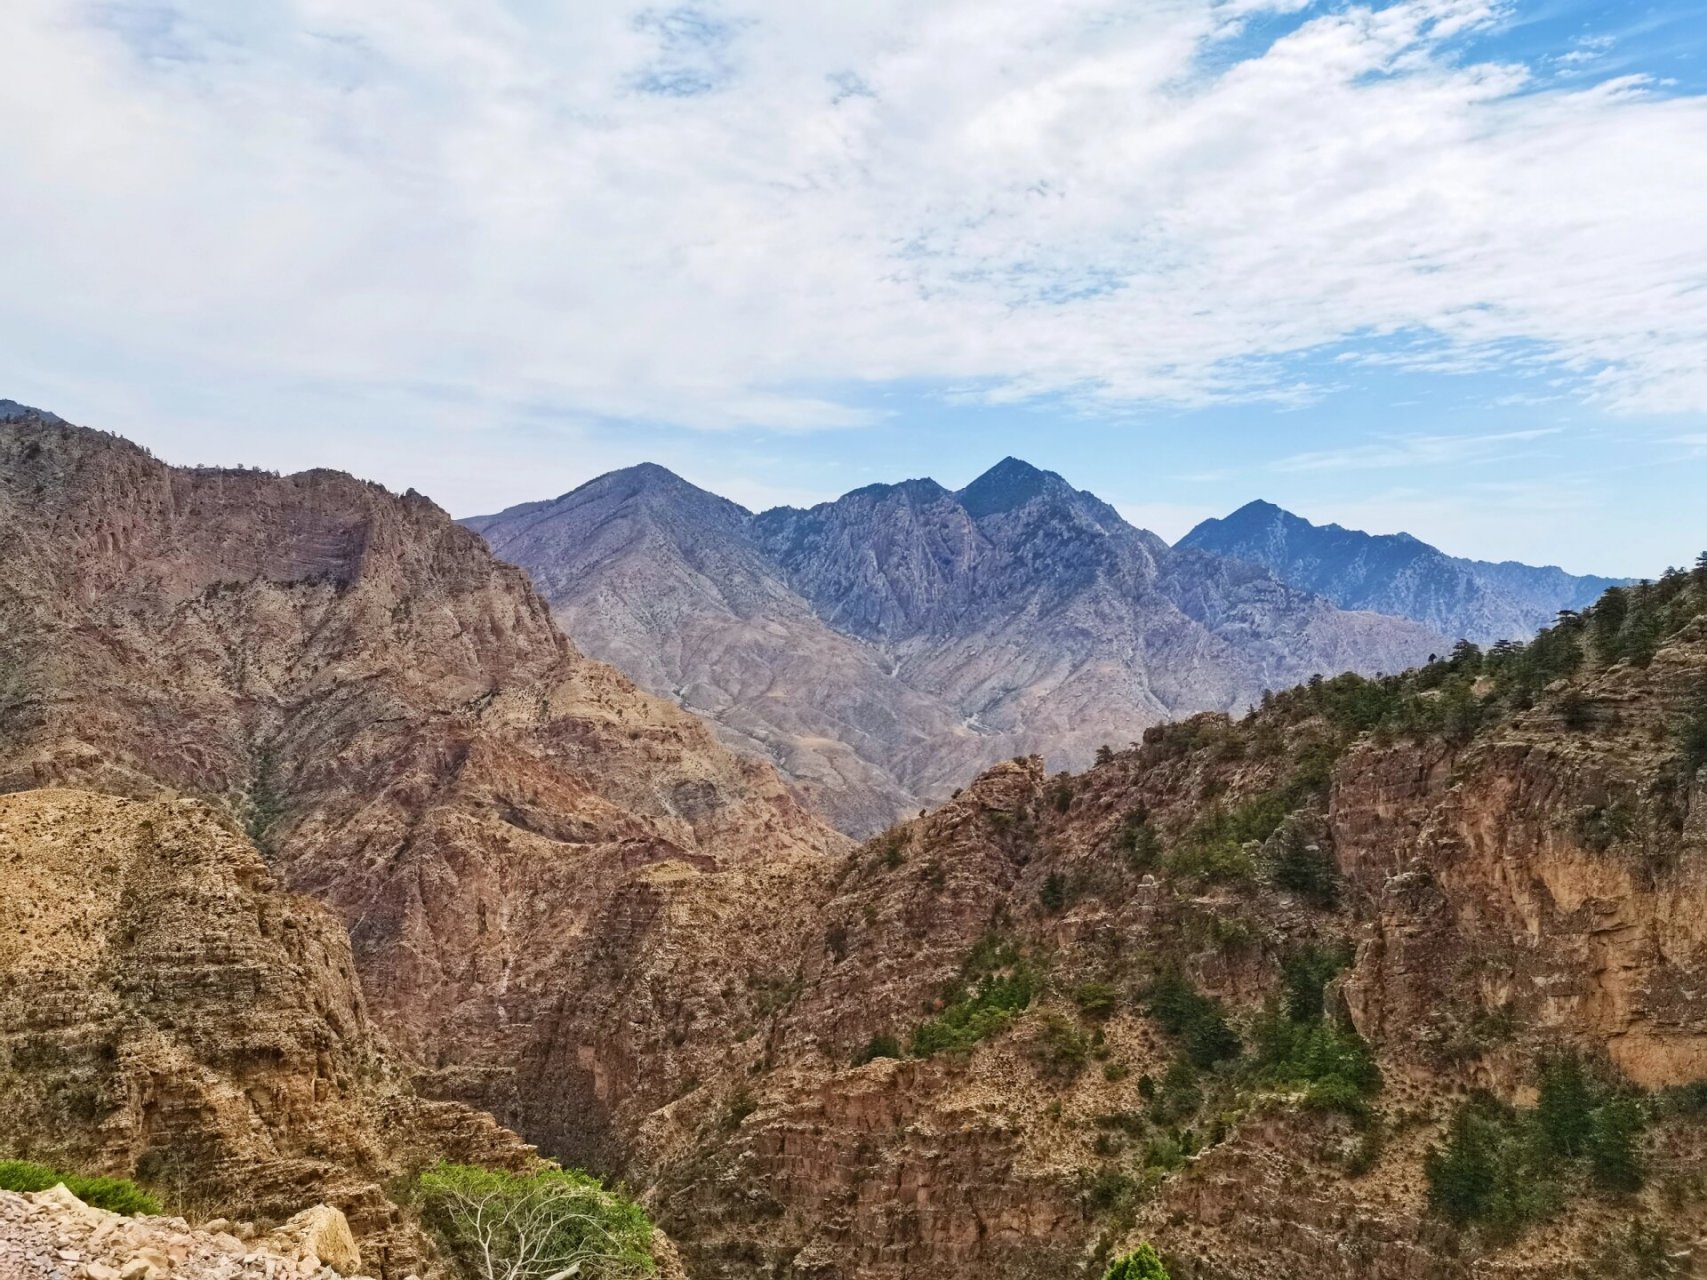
[1179,499,1628,646]
[0,410,845,1200]
[469,459,1444,833]
[583,570,1707,1278]
[0,789,536,1277]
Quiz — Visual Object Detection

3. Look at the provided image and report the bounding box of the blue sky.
[3,0,1705,576]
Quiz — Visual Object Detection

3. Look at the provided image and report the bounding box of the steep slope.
[563,567,1707,1279]
[471,459,1443,833]
[0,408,845,1167]
[465,467,993,834]
[0,788,538,1277]
[754,459,1442,767]
[1179,499,1627,645]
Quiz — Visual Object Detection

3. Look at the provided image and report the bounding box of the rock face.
[1179,499,1627,645]
[583,605,1707,1279]
[0,789,536,1276]
[0,1184,371,1280]
[469,459,1444,832]
[0,411,845,1188]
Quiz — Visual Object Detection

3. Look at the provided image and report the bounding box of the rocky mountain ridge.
[5,404,1704,1280]
[468,459,1445,832]
[1179,499,1629,646]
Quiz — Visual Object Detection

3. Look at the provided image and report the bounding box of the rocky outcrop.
[0,789,539,1276]
[1,1185,372,1280]
[1179,499,1627,645]
[592,614,1707,1278]
[469,459,1444,833]
[0,411,844,1206]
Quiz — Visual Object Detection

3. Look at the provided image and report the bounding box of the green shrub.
[1270,827,1339,907]
[1079,1167,1136,1215]
[414,1163,655,1280]
[1040,872,1069,913]
[0,1160,160,1216]
[853,1034,901,1065]
[1146,972,1240,1069]
[1590,1098,1647,1193]
[1103,1242,1170,1279]
[1074,981,1122,1020]
[910,936,1039,1057]
[1033,1013,1092,1079]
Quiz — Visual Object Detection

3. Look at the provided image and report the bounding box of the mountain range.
[4,404,1705,1280]
[466,459,1613,833]
[1180,498,1627,645]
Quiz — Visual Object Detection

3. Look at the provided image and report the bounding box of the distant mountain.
[469,460,1444,832]
[1178,500,1629,646]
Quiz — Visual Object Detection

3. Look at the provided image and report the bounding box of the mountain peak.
[956,457,1062,518]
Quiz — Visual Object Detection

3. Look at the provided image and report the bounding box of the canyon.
[1,405,1703,1280]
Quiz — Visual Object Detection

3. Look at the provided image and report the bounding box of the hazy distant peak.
[1179,499,1629,645]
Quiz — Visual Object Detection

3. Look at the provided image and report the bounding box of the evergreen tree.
[1536,1054,1595,1158]
[1425,1108,1499,1225]
[1589,1098,1646,1193]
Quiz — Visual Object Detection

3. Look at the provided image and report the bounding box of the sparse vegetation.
[0,1159,160,1216]
[910,935,1040,1057]
[413,1163,655,1280]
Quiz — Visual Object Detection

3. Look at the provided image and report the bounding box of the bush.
[1073,981,1122,1020]
[1271,827,1338,908]
[0,1160,160,1216]
[910,936,1039,1057]
[1146,972,1240,1070]
[1033,1013,1092,1079]
[853,1034,901,1065]
[1104,1242,1170,1280]
[415,1163,655,1280]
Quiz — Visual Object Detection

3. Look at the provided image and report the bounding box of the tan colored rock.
[266,1207,359,1277]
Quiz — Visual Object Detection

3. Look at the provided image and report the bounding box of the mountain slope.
[464,466,994,833]
[470,460,1444,833]
[1179,499,1628,645]
[602,567,1707,1279]
[0,408,846,1166]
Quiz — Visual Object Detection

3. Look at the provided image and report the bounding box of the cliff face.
[0,412,845,1162]
[0,789,536,1277]
[581,605,1707,1279]
[470,459,1444,834]
[1179,500,1627,646]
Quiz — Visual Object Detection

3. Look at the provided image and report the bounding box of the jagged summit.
[954,456,1059,517]
[1180,500,1627,644]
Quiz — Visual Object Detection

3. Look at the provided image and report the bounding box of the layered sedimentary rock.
[585,612,1707,1278]
[0,410,844,1179]
[0,789,535,1276]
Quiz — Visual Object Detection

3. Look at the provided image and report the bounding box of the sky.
[3,0,1705,577]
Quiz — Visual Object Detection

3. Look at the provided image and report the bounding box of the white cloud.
[1,0,1705,441]
[1270,427,1561,472]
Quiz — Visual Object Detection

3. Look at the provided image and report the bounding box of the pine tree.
[1536,1054,1595,1158]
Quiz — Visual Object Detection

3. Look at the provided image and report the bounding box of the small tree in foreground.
[1104,1242,1170,1280]
[414,1163,655,1280]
